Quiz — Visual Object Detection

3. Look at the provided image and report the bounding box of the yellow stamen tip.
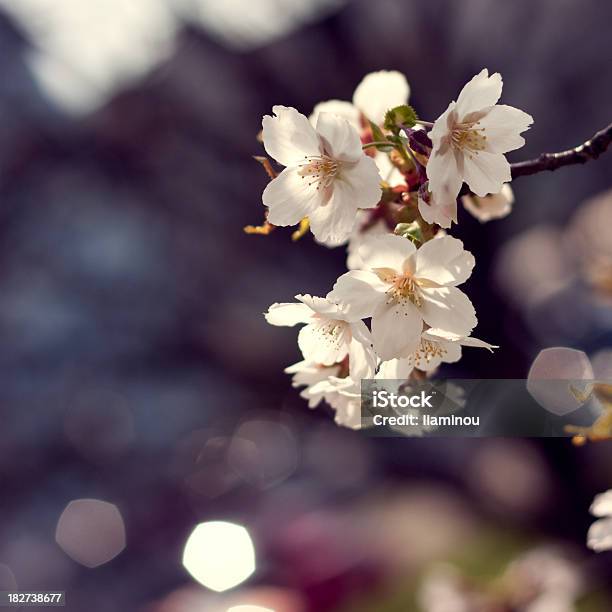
[291,217,310,242]
[244,222,274,236]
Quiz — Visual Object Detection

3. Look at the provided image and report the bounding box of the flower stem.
[415,120,434,128]
[362,141,393,149]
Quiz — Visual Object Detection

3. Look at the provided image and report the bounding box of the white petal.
[376,357,414,379]
[263,167,321,226]
[423,329,495,351]
[308,189,359,245]
[457,336,498,351]
[479,105,533,153]
[357,234,416,273]
[591,490,612,518]
[332,394,362,430]
[352,70,410,125]
[301,387,328,409]
[375,152,404,185]
[418,194,456,229]
[415,235,475,286]
[426,146,464,203]
[300,372,337,408]
[462,151,511,197]
[308,154,381,244]
[284,359,312,375]
[422,328,464,341]
[348,320,376,379]
[296,294,342,317]
[262,105,321,167]
[308,377,338,404]
[346,217,388,271]
[429,101,456,149]
[437,341,462,365]
[297,320,351,365]
[462,183,514,222]
[309,100,361,130]
[371,299,422,361]
[588,517,612,552]
[340,155,383,210]
[420,286,477,337]
[455,69,503,117]
[284,361,340,405]
[265,302,313,326]
[327,269,387,319]
[315,230,351,249]
[315,112,363,162]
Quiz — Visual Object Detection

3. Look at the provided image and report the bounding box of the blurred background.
[0,0,611,610]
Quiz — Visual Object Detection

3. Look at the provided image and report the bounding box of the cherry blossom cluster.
[250,70,612,555]
[253,69,533,428]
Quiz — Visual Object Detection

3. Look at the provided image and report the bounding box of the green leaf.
[394,221,423,244]
[369,120,386,143]
[367,120,394,151]
[383,104,418,133]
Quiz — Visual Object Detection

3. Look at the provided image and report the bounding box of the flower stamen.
[451,120,487,155]
[415,339,446,363]
[298,155,340,190]
[374,268,423,307]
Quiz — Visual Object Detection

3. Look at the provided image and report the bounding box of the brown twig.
[253,155,278,179]
[458,122,612,196]
[510,122,612,178]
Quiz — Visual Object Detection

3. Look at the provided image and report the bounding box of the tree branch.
[510,122,612,178]
[458,123,612,197]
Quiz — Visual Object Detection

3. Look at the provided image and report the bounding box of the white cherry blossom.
[379,329,497,375]
[352,70,411,126]
[427,69,533,204]
[418,190,457,229]
[284,360,341,408]
[299,346,377,429]
[262,106,382,243]
[462,183,514,222]
[311,375,364,430]
[265,294,374,377]
[328,234,477,361]
[287,368,363,428]
[588,490,612,552]
[308,72,408,232]
[310,70,410,128]
[310,99,361,130]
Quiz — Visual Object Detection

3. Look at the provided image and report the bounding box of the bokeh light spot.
[527,347,594,415]
[182,521,255,592]
[228,420,298,489]
[55,499,126,568]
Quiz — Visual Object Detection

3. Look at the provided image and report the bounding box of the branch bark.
[458,122,612,197]
[510,122,612,178]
